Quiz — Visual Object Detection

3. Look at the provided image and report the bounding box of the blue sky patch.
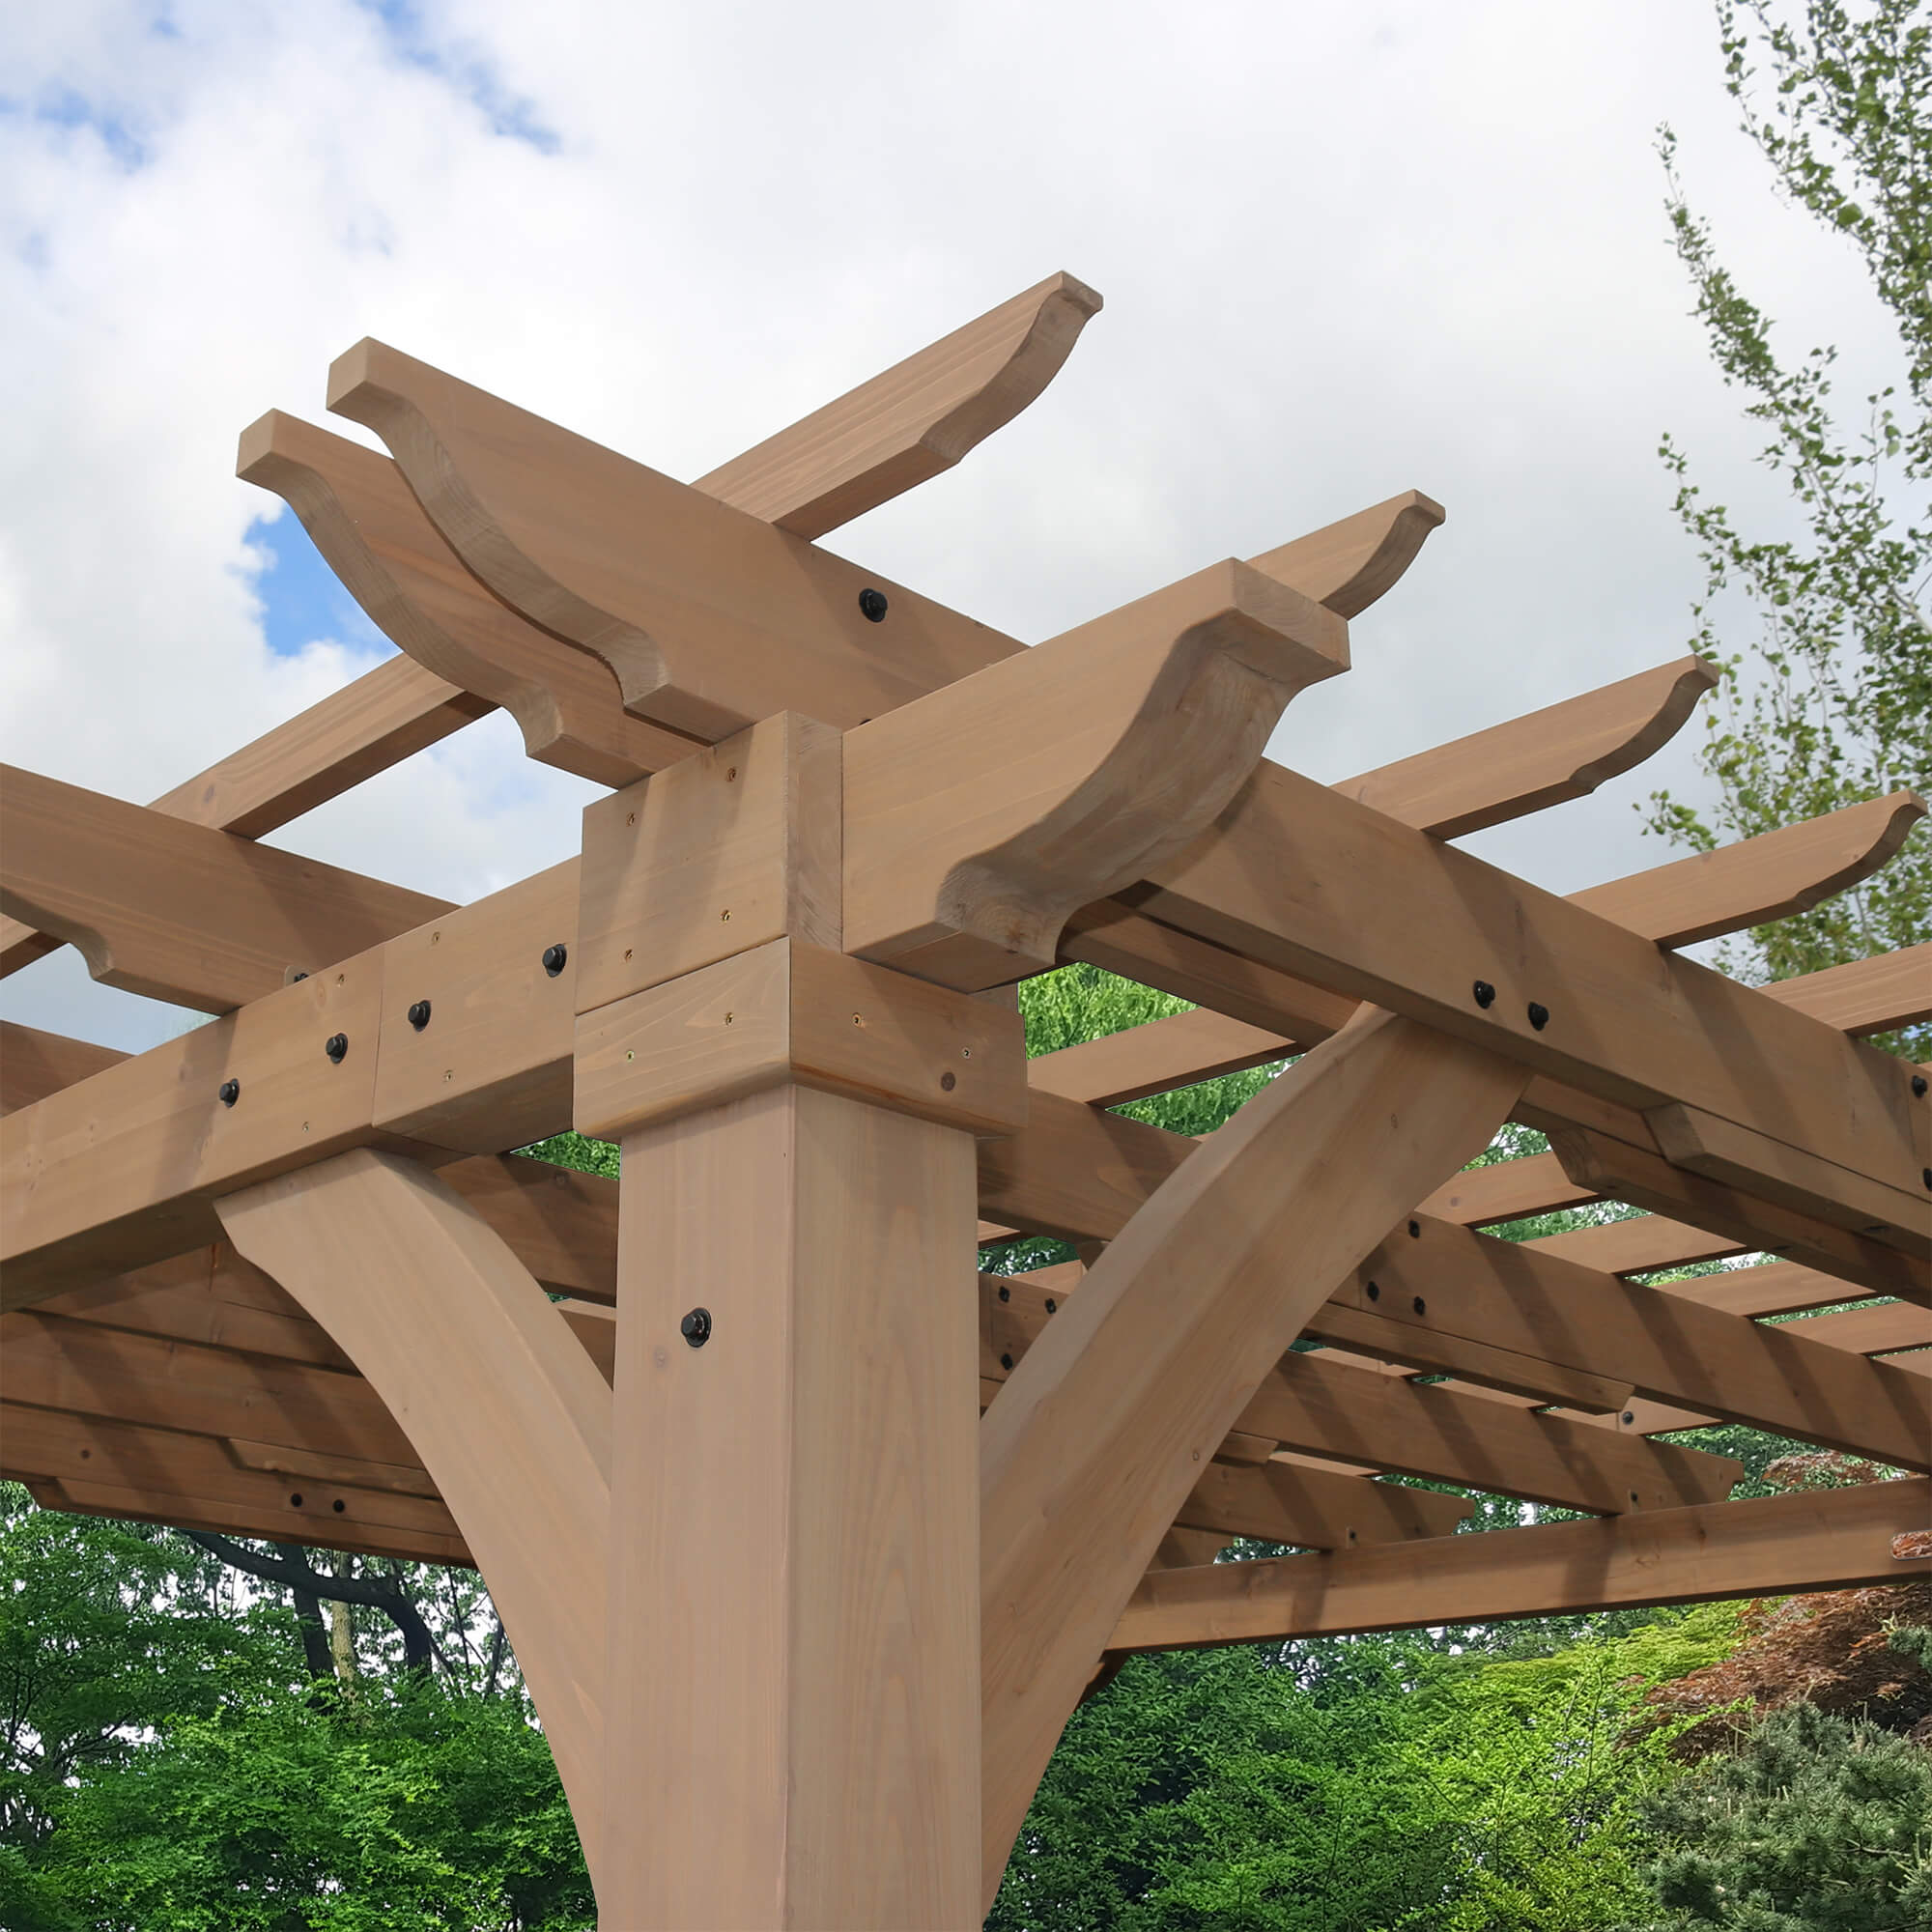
[355,0,561,153]
[248,511,391,661]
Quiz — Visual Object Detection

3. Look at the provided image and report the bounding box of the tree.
[1647,0,1930,1030]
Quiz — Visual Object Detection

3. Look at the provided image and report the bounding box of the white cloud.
[0,0,1895,1052]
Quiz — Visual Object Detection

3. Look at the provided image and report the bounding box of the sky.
[0,0,1900,1051]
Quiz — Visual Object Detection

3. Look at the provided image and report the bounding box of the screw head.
[1044,1297,1058,1314]
[542,943,568,978]
[1913,1075,1927,1097]
[218,1079,241,1107]
[1365,1280,1381,1301]
[1622,1410,1635,1425]
[679,1307,712,1348]
[998,1284,1010,1302]
[324,1033,349,1064]
[1526,1001,1550,1031]
[1000,1352,1014,1372]
[1407,1219,1421,1238]
[1472,980,1496,1009]
[1411,1295,1427,1317]
[857,587,889,623]
[408,1000,432,1032]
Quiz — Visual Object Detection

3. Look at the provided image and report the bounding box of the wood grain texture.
[1244,490,1445,618]
[1334,656,1719,838]
[1120,755,1924,1216]
[575,712,841,1013]
[576,936,1028,1141]
[607,1084,980,1928]
[695,270,1102,537]
[216,1151,612,1881]
[1570,791,1927,948]
[1109,1478,1932,1653]
[327,338,1023,743]
[1336,1215,1932,1468]
[0,1022,126,1115]
[0,657,485,982]
[1176,1459,1472,1548]
[979,1012,1524,1905]
[240,411,698,786]
[844,559,1349,985]
[0,764,450,1012]
[1758,941,1932,1035]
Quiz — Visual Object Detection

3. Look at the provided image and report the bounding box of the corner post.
[577,715,1022,1927]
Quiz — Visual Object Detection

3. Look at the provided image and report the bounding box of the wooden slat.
[0,658,485,980]
[241,412,699,787]
[1242,490,1445,619]
[1109,1478,1931,1653]
[328,338,1027,744]
[694,270,1102,537]
[1334,1216,1932,1469]
[3,1403,466,1565]
[1177,1459,1472,1548]
[1758,942,1932,1036]
[0,1022,126,1114]
[1570,791,1926,948]
[217,1151,612,1882]
[1333,656,1718,838]
[0,765,451,1012]
[1785,1299,1931,1356]
[979,1011,1524,1907]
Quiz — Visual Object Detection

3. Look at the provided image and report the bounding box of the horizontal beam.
[0,1022,126,1115]
[1333,655,1717,838]
[1758,941,1932,1036]
[0,765,451,1012]
[694,270,1102,537]
[1109,1477,1931,1653]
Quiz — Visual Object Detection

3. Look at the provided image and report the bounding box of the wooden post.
[575,717,1024,1926]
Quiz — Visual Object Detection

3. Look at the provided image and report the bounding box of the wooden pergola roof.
[2,271,1926,1926]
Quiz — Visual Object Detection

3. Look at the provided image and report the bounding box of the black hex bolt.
[1472,980,1496,1009]
[1407,1219,1421,1238]
[1000,1352,1014,1372]
[857,587,889,623]
[542,943,568,978]
[1365,1280,1381,1302]
[1044,1298,1058,1314]
[680,1306,712,1348]
[1526,1002,1550,1031]
[1411,1295,1427,1316]
[408,1000,432,1032]
[1914,1075,1928,1098]
[324,1033,349,1064]
[1622,1411,1635,1426]
[218,1079,241,1107]
[997,1284,1010,1302]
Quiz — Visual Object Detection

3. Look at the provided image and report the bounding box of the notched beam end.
[1247,490,1446,619]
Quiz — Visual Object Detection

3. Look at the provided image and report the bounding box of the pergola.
[2,272,1927,1927]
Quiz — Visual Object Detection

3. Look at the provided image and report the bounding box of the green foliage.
[1631,1700,1932,1929]
[1648,1,1930,1033]
[990,1608,1742,1930]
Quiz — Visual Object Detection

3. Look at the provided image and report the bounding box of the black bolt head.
[1622,1411,1635,1426]
[857,587,889,623]
[680,1306,712,1348]
[1411,1295,1427,1317]
[1365,1280,1381,1301]
[1407,1219,1421,1238]
[408,1000,432,1031]
[1526,1002,1550,1031]
[1000,1352,1014,1372]
[542,943,568,978]
[289,1492,303,1508]
[1923,1168,1931,1192]
[324,1033,349,1064]
[218,1079,241,1107]
[998,1284,1010,1302]
[1044,1298,1057,1315]
[1914,1075,1928,1097]
[1472,980,1496,1009]
[332,1498,346,1513]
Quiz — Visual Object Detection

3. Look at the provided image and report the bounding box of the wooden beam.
[1177,1459,1472,1548]
[1243,490,1445,618]
[1105,756,1926,1208]
[328,338,1027,744]
[1109,1477,1932,1653]
[0,658,486,981]
[0,765,450,1012]
[1333,656,1718,838]
[1758,941,1932,1036]
[843,559,1349,985]
[240,412,699,787]
[979,1011,1524,1907]
[3,1403,467,1565]
[608,1082,981,1927]
[1333,1216,1932,1469]
[1569,791,1926,948]
[216,1151,612,1882]
[0,1022,126,1114]
[694,270,1102,537]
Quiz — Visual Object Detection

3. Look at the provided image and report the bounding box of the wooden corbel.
[842,558,1350,988]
